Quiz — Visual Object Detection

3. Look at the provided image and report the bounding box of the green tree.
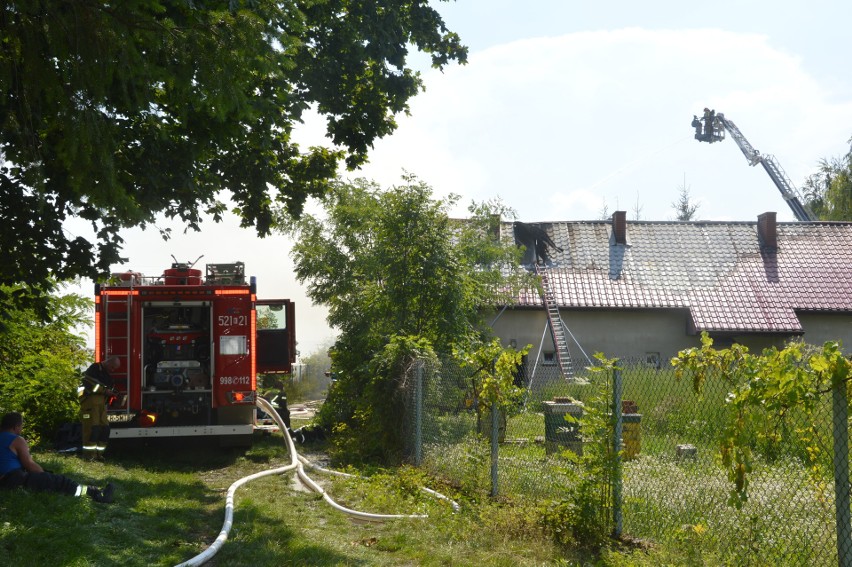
[0,286,92,445]
[0,1,467,311]
[282,176,528,462]
[803,138,852,220]
[672,181,700,221]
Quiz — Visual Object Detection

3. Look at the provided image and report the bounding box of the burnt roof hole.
[513,222,563,266]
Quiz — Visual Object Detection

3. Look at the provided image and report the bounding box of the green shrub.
[0,288,91,445]
[539,355,621,551]
[319,335,439,465]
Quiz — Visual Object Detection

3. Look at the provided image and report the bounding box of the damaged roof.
[504,214,852,334]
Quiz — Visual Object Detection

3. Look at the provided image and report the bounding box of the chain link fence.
[402,355,852,565]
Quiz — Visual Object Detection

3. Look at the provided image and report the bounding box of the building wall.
[797,313,852,353]
[490,308,699,366]
[489,307,852,375]
[722,334,790,353]
[724,314,852,354]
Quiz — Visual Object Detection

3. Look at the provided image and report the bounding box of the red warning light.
[226,391,256,404]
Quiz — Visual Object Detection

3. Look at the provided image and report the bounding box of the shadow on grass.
[106,430,321,472]
[0,459,358,566]
[106,436,250,472]
[0,431,361,566]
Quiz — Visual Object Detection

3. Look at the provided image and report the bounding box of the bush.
[0,353,83,445]
[539,355,620,551]
[0,288,91,445]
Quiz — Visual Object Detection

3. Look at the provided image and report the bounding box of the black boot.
[290,428,305,444]
[88,483,115,504]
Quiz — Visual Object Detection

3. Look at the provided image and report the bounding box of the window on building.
[542,351,556,366]
[645,352,661,370]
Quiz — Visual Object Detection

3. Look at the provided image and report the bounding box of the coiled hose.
[174,397,458,567]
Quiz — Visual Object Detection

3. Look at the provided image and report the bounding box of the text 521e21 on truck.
[93,259,295,446]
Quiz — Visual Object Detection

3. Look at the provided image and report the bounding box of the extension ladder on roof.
[534,264,574,379]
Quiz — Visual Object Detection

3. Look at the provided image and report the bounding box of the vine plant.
[671,332,851,508]
[456,338,531,431]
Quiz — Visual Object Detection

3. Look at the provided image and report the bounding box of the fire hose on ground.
[174,397,459,567]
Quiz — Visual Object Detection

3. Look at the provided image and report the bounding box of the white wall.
[489,308,852,373]
[490,308,698,365]
[797,313,852,353]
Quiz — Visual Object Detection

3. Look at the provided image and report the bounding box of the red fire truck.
[94,259,295,445]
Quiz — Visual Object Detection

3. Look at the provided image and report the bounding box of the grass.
[621,453,837,566]
[0,431,584,567]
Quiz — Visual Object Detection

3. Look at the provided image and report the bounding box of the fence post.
[490,398,499,497]
[414,360,424,467]
[612,364,623,538]
[832,378,851,567]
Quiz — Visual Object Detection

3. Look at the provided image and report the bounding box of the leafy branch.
[671,332,850,508]
[456,338,530,418]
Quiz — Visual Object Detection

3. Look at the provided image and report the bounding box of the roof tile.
[507,220,852,333]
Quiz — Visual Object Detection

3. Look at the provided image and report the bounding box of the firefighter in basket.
[79,356,120,460]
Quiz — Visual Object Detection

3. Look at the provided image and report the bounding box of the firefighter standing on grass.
[80,356,119,460]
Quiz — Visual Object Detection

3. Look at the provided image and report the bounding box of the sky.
[67,0,852,357]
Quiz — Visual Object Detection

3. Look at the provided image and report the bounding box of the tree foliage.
[803,137,852,220]
[456,338,530,425]
[671,333,851,508]
[0,286,92,445]
[671,182,700,221]
[283,176,529,462]
[0,0,467,310]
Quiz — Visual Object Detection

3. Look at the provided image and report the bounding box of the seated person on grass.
[0,412,114,504]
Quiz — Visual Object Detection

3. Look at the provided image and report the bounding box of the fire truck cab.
[95,260,295,445]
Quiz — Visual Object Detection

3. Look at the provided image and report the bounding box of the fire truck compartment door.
[255,299,295,374]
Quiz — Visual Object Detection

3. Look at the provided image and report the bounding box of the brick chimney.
[757,212,777,248]
[612,211,627,244]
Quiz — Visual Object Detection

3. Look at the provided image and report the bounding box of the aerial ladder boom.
[692,109,817,221]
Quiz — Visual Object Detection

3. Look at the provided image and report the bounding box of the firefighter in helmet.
[80,356,120,460]
[702,108,716,140]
